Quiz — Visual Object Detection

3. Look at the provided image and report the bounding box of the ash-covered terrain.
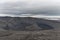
[0,17,59,40]
[0,17,56,31]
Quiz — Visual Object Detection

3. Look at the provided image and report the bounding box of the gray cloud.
[0,0,60,17]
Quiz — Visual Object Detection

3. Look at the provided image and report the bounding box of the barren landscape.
[0,30,58,40]
[0,17,59,40]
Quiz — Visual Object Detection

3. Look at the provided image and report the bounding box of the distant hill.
[0,17,59,31]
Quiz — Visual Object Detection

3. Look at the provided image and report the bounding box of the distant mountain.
[0,17,60,31]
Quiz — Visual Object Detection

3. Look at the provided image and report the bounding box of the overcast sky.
[0,0,60,17]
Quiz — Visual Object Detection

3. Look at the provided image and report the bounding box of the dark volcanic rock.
[0,17,55,31]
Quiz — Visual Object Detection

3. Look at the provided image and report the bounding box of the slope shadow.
[37,23,54,30]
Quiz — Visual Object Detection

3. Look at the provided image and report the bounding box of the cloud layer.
[0,0,60,17]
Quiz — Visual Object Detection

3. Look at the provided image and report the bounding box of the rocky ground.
[0,17,59,40]
[0,30,59,40]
